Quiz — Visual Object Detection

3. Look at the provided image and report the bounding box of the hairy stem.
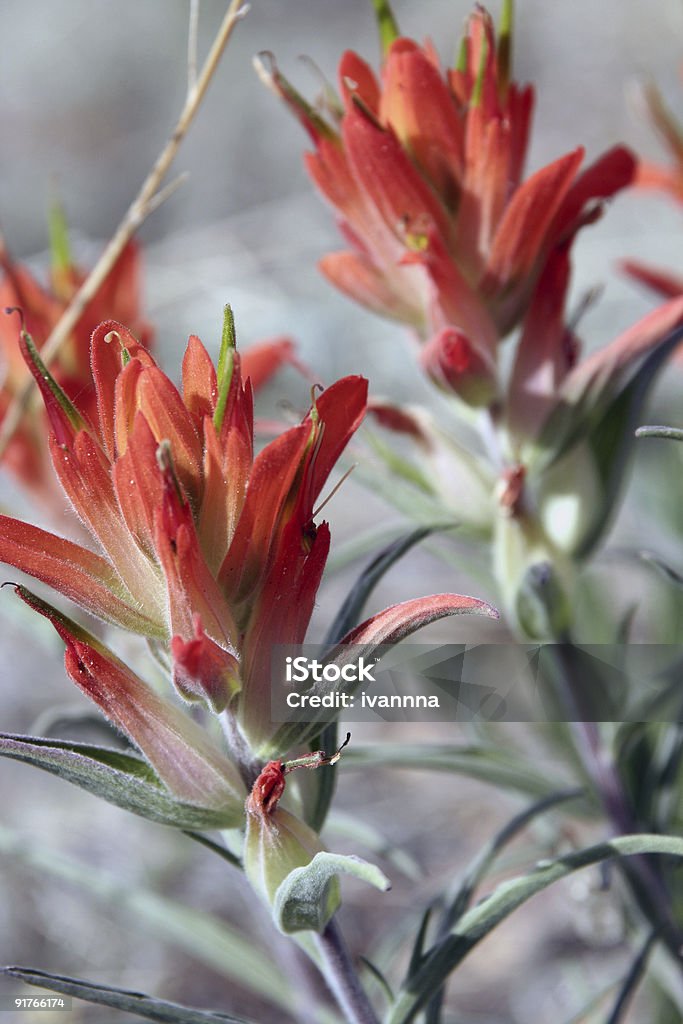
[314,919,379,1024]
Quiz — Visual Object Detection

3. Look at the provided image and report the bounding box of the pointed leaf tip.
[371,0,400,57]
[274,851,391,933]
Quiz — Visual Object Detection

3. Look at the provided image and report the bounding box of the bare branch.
[0,0,248,461]
[187,0,201,94]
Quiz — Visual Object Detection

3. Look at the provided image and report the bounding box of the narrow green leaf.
[540,323,683,472]
[2,968,253,1024]
[327,810,421,881]
[182,830,242,870]
[577,342,680,557]
[636,424,683,441]
[344,743,566,799]
[0,825,294,1011]
[371,0,400,56]
[407,907,433,979]
[359,956,394,1004]
[438,787,583,931]
[0,733,233,830]
[324,525,446,648]
[424,788,582,1024]
[388,834,683,1024]
[274,851,391,934]
[638,550,683,588]
[497,0,514,95]
[214,305,236,433]
[48,198,72,279]
[605,929,659,1024]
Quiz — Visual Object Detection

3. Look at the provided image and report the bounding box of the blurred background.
[2,1,683,1021]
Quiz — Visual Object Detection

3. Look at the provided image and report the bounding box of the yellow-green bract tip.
[497,0,513,95]
[371,0,400,57]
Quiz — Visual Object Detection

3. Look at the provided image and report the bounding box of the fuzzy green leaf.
[274,851,391,934]
[388,834,683,1023]
[2,968,252,1024]
[0,825,295,1011]
[345,743,566,799]
[371,0,400,56]
[636,424,683,441]
[0,733,234,830]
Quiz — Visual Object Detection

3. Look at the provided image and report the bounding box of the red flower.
[0,229,152,500]
[0,310,496,769]
[260,2,635,368]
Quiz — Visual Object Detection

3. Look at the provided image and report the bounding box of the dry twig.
[0,0,248,460]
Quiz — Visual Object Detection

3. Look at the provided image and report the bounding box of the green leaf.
[0,825,294,1012]
[323,525,446,648]
[214,305,236,433]
[605,929,658,1024]
[2,968,253,1024]
[326,810,421,881]
[0,733,234,830]
[48,198,72,279]
[423,788,582,1024]
[437,787,583,932]
[574,354,670,556]
[344,743,567,799]
[407,907,433,979]
[638,550,683,588]
[359,956,394,1004]
[274,852,391,934]
[636,424,683,441]
[371,0,400,56]
[387,834,683,1024]
[537,321,683,473]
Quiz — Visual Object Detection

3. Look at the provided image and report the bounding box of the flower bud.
[420,327,497,407]
[244,760,329,913]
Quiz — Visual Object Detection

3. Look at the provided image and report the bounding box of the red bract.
[0,312,367,750]
[0,236,153,501]
[0,306,498,773]
[259,1,635,364]
[633,78,683,205]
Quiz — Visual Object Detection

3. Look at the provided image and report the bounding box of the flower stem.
[314,918,379,1024]
[551,643,683,966]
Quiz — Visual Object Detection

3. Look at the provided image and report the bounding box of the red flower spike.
[1,310,374,760]
[0,240,152,502]
[269,5,634,362]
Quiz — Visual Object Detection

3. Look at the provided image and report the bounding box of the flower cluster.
[0,309,493,825]
[259,0,634,405]
[262,0,683,631]
[0,234,152,501]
